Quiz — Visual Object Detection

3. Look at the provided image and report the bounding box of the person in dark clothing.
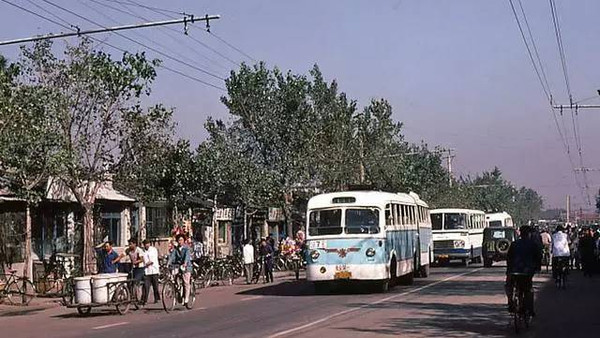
[579,228,595,277]
[506,225,542,315]
[259,239,274,283]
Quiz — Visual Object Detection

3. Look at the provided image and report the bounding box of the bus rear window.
[345,209,380,234]
[309,209,342,236]
[431,213,442,230]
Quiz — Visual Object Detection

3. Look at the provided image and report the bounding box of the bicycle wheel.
[61,278,74,306]
[222,268,234,286]
[513,287,521,334]
[162,280,176,313]
[113,284,130,315]
[251,263,261,284]
[185,281,196,310]
[202,269,214,288]
[8,278,36,306]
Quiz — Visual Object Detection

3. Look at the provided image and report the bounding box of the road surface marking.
[240,296,263,301]
[268,268,484,337]
[92,322,129,330]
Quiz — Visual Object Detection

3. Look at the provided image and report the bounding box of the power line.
[0,0,71,31]
[209,31,257,63]
[0,0,225,91]
[508,0,551,102]
[548,0,590,205]
[101,0,184,16]
[88,0,230,72]
[516,0,552,99]
[80,0,226,79]
[121,0,254,65]
[39,0,225,82]
[507,0,588,206]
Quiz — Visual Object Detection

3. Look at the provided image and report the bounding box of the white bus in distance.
[486,212,514,228]
[305,191,432,293]
[431,208,487,267]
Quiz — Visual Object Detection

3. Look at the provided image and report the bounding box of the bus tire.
[419,264,430,278]
[390,257,398,287]
[314,282,329,295]
[379,280,389,293]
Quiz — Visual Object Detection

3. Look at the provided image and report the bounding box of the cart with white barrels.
[63,273,141,316]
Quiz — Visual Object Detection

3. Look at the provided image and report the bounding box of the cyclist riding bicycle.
[168,234,193,306]
[551,225,570,280]
[505,225,542,315]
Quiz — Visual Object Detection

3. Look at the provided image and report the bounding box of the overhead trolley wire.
[88,0,230,72]
[507,0,587,205]
[121,0,256,65]
[80,0,227,79]
[0,0,225,90]
[548,0,591,204]
[39,0,226,83]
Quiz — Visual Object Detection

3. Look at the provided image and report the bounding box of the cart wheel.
[113,285,130,315]
[185,282,196,310]
[77,306,92,316]
[162,281,176,313]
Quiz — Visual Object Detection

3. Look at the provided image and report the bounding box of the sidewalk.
[0,269,299,317]
[0,296,62,317]
[529,269,600,337]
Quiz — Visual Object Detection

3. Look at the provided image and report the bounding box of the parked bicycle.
[162,268,196,312]
[37,253,80,298]
[0,269,36,306]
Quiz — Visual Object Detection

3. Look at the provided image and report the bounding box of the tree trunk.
[212,194,218,259]
[82,206,96,275]
[284,192,293,239]
[22,203,32,280]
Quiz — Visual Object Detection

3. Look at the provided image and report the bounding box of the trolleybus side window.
[385,204,392,226]
[345,209,380,234]
[431,213,442,230]
[309,209,342,236]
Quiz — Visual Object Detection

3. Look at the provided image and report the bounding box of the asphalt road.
[1,263,552,338]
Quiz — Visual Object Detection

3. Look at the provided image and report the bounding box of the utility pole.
[0,15,220,46]
[566,195,571,224]
[441,148,456,187]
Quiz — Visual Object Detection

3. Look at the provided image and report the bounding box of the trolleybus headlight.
[366,248,376,257]
[310,250,320,260]
[453,240,465,248]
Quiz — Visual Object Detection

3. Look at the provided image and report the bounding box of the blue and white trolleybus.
[305,191,432,293]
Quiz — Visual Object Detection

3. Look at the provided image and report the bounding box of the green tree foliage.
[0,55,64,276]
[7,40,175,273]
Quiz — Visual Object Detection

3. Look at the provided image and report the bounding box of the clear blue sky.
[1,0,599,210]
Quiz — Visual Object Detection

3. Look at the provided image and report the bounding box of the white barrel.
[91,274,112,304]
[74,276,92,305]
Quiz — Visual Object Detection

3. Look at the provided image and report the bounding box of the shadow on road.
[337,302,509,337]
[236,279,394,296]
[52,309,122,319]
[0,306,47,317]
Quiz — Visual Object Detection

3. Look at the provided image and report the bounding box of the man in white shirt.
[551,225,570,280]
[243,239,255,284]
[142,239,161,304]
